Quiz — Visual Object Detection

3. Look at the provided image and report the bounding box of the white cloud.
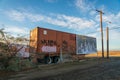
[5,27,28,34]
[75,0,95,12]
[4,25,29,37]
[98,5,106,12]
[45,17,68,27]
[25,13,44,22]
[5,10,120,41]
[51,14,96,30]
[89,11,96,16]
[102,12,120,29]
[4,9,120,50]
[87,33,98,38]
[5,10,96,32]
[95,11,120,30]
[88,11,120,50]
[95,14,100,22]
[6,10,25,21]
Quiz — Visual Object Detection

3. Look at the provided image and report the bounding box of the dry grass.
[85,51,120,57]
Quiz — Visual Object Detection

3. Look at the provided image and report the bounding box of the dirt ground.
[1,57,120,80]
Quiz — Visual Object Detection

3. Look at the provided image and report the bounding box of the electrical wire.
[85,26,120,35]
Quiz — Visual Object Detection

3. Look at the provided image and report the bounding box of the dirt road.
[39,58,120,80]
[1,58,120,80]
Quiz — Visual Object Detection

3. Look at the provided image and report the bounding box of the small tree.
[0,28,25,70]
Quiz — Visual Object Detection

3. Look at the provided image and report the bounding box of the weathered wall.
[29,27,38,53]
[30,27,76,55]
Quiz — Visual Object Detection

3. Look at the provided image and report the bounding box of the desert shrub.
[6,57,36,71]
[20,58,36,70]
[0,62,5,70]
[0,53,8,70]
[6,57,21,71]
[0,54,36,71]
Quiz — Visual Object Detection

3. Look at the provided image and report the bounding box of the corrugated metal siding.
[30,27,76,55]
[56,31,62,53]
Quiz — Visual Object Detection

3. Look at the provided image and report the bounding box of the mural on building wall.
[76,35,97,54]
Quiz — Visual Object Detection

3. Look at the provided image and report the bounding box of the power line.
[85,26,120,35]
[109,27,120,30]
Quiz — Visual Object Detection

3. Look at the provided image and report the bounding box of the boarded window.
[43,30,47,35]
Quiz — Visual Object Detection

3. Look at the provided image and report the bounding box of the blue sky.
[0,0,120,50]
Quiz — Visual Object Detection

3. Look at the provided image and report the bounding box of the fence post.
[60,47,63,62]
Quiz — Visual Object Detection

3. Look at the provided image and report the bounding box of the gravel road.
[1,58,120,80]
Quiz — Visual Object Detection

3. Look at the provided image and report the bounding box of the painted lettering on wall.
[41,40,56,46]
[41,46,56,52]
[62,40,68,51]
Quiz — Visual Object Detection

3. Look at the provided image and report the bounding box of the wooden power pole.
[96,10,104,58]
[106,27,109,58]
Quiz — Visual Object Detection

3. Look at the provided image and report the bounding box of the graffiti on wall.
[40,39,75,53]
[62,40,75,54]
[41,40,57,52]
[41,46,56,52]
[41,40,56,46]
[76,35,97,54]
[62,40,68,52]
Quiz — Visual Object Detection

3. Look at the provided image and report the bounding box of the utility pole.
[96,10,104,58]
[106,21,111,58]
[106,27,109,58]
